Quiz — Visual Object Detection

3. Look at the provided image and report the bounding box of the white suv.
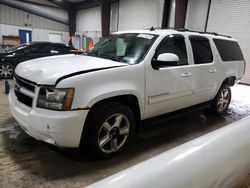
[9,29,245,158]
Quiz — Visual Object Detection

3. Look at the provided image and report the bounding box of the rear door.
[189,35,219,103]
[27,43,58,59]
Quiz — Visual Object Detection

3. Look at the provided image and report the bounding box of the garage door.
[206,0,250,84]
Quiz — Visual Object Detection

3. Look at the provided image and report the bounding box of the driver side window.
[155,35,188,66]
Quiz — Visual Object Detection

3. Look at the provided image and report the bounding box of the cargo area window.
[190,36,213,64]
[213,39,244,61]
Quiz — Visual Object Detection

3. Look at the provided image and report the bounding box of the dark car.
[0,42,75,79]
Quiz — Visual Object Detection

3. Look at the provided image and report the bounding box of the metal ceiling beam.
[101,0,111,37]
[161,0,171,28]
[174,0,188,28]
[47,0,77,36]
[74,0,101,10]
[68,7,76,36]
[0,0,68,24]
[16,0,62,9]
[46,0,71,10]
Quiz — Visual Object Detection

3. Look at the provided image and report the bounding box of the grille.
[14,74,36,107]
[14,75,36,92]
[14,90,33,107]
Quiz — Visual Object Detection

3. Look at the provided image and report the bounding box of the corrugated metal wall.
[207,0,250,84]
[0,4,68,31]
[76,3,119,38]
[185,0,210,31]
[118,0,164,30]
[76,0,165,37]
[0,4,69,44]
[76,6,102,38]
[0,23,69,44]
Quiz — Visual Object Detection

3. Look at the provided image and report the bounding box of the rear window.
[190,36,213,64]
[213,39,244,61]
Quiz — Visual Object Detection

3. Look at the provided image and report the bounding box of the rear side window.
[190,36,213,64]
[213,39,244,61]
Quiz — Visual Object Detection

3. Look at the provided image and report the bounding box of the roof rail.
[146,27,231,38]
[146,26,176,31]
[176,28,232,38]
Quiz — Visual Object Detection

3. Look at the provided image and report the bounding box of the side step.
[142,102,211,126]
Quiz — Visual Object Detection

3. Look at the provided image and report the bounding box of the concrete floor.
[0,80,250,188]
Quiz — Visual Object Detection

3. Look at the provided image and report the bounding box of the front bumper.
[9,89,89,148]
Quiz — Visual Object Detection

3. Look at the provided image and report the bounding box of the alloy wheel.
[217,88,230,112]
[0,63,14,78]
[98,113,130,153]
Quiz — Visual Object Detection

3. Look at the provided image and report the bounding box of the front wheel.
[210,84,231,115]
[84,102,135,159]
[0,62,14,79]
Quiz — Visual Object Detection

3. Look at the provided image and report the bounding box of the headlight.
[37,87,74,111]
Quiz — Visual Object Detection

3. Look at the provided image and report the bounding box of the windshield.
[7,43,29,53]
[87,33,158,64]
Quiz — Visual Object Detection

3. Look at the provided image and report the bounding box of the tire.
[84,102,135,159]
[210,84,231,115]
[0,62,14,79]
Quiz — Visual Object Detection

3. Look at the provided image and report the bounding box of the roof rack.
[147,27,231,38]
[176,28,232,38]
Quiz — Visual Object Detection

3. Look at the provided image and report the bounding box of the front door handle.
[181,72,192,77]
[209,68,217,73]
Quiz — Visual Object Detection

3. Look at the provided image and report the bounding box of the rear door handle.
[209,68,217,73]
[181,72,192,77]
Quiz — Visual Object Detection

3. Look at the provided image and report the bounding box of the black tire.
[0,62,14,79]
[210,84,231,115]
[83,102,135,159]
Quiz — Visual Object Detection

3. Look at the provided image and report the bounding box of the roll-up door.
[207,0,250,84]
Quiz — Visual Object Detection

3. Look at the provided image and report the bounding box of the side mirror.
[152,53,179,70]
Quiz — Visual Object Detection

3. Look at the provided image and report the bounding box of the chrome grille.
[14,75,36,92]
[14,74,36,107]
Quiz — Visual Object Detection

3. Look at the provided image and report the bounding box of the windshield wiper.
[83,51,97,57]
[83,51,120,62]
[97,54,119,62]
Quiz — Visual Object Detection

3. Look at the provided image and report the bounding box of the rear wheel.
[210,84,231,115]
[84,102,135,159]
[0,63,14,79]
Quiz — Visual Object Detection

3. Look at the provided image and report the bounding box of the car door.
[10,48,31,63]
[188,36,219,104]
[28,43,61,59]
[26,44,49,59]
[144,34,194,118]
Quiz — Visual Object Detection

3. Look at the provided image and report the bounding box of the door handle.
[209,68,217,73]
[181,72,192,77]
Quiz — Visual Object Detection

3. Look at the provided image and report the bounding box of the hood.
[15,54,127,85]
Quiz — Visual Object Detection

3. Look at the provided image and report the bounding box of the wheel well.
[87,95,141,132]
[222,76,236,86]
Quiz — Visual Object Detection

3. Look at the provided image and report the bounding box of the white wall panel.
[76,0,164,37]
[118,0,164,30]
[76,6,102,37]
[207,0,250,84]
[110,2,119,33]
[185,0,210,31]
[0,23,69,44]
